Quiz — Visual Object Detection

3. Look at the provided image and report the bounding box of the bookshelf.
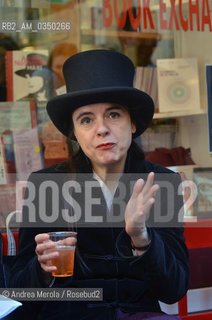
[153,108,206,119]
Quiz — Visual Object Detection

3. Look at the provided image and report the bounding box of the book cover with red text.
[6,50,48,101]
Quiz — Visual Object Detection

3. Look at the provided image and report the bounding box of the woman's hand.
[125,172,159,247]
[35,233,77,273]
[35,233,77,272]
[35,233,58,274]
[35,233,77,284]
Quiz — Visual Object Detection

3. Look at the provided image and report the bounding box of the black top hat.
[15,53,47,77]
[46,49,154,138]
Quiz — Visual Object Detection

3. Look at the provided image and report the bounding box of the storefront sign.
[103,0,212,32]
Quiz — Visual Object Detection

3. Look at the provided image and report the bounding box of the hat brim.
[15,66,45,77]
[15,69,37,77]
[46,87,154,138]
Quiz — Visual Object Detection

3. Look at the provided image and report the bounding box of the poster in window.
[157,58,201,113]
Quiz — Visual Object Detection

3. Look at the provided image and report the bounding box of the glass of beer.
[48,231,77,277]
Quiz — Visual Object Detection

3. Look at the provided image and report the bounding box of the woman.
[9,50,189,320]
[48,42,78,93]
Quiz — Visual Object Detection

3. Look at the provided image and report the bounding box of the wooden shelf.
[153,108,206,119]
[81,29,172,40]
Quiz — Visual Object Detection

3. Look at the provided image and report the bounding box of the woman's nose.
[96,118,109,137]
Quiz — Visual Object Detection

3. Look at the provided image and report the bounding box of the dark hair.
[66,127,92,173]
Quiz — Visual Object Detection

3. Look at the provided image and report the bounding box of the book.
[91,6,103,30]
[206,65,212,153]
[157,58,201,113]
[134,66,159,112]
[13,128,43,180]
[193,167,212,218]
[36,101,50,126]
[0,101,36,132]
[0,184,16,214]
[0,136,7,184]
[0,101,37,172]
[0,295,22,319]
[6,50,49,101]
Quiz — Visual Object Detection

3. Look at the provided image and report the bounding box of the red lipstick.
[97,143,115,150]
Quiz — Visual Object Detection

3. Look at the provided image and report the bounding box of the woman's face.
[25,74,44,94]
[72,103,136,172]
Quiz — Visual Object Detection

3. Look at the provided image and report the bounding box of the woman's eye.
[109,112,119,119]
[81,117,91,125]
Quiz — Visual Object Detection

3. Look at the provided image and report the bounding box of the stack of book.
[134,66,159,112]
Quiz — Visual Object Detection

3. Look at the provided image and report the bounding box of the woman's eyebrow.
[75,111,93,121]
[75,105,125,121]
[105,105,125,112]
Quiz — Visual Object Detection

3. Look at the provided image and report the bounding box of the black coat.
[9,145,189,320]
